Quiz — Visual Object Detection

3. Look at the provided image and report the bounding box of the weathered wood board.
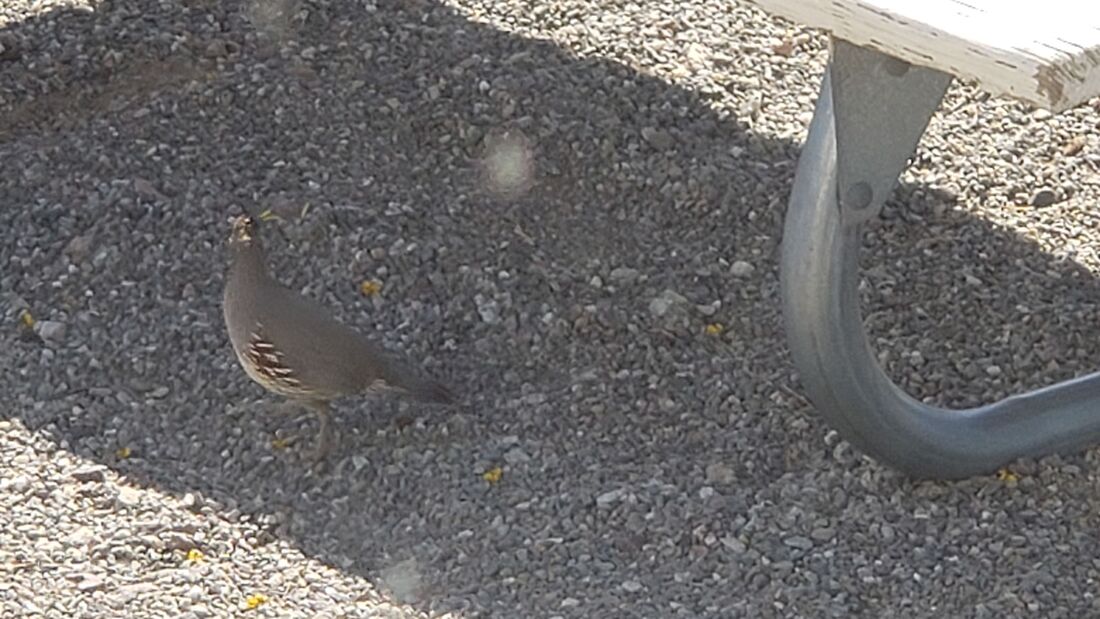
[741,0,1100,111]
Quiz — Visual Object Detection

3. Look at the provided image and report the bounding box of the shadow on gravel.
[4,0,1100,616]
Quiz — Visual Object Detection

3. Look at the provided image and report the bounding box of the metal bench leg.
[781,39,1100,479]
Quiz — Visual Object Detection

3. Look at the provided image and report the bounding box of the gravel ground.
[3,0,1100,617]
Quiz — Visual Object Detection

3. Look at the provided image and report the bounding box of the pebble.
[71,465,107,483]
[65,234,95,263]
[720,536,747,553]
[609,267,640,284]
[76,575,106,592]
[784,536,814,550]
[648,289,689,318]
[180,493,201,512]
[596,488,625,508]
[1030,188,1058,207]
[116,487,142,508]
[474,294,501,324]
[503,447,530,465]
[35,320,67,344]
[3,475,31,493]
[641,127,675,150]
[704,462,736,485]
[730,261,755,277]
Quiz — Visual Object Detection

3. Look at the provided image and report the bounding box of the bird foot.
[307,405,333,471]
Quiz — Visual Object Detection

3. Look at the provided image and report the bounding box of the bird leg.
[306,400,332,464]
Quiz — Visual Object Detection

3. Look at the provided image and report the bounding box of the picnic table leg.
[781,39,1100,479]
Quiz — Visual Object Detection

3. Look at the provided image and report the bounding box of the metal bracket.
[830,39,952,223]
[780,37,1100,479]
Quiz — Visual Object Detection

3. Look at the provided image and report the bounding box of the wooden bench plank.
[741,0,1100,111]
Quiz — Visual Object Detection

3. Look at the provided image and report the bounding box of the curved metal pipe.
[781,70,1100,479]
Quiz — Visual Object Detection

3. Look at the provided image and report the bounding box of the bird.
[222,214,454,462]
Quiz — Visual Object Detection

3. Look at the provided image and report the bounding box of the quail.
[222,215,454,461]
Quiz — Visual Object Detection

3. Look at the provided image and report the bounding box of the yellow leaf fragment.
[996,468,1018,483]
[482,466,503,485]
[186,548,205,563]
[271,437,292,450]
[19,309,35,328]
[360,280,383,296]
[704,323,724,336]
[258,208,281,222]
[245,594,267,610]
[115,446,132,459]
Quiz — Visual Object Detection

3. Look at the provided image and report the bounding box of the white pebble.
[730,261,755,277]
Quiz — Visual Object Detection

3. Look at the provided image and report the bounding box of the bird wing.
[250,281,389,397]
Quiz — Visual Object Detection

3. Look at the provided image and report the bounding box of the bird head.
[228,215,260,249]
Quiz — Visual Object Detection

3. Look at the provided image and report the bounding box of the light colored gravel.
[3,0,1100,617]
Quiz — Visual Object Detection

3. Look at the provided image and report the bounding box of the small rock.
[474,294,501,324]
[641,127,674,150]
[67,527,95,546]
[705,462,736,485]
[203,38,234,58]
[1030,188,1058,207]
[0,32,22,61]
[2,292,29,314]
[180,492,201,511]
[116,486,142,508]
[64,235,94,263]
[503,447,530,465]
[621,580,644,593]
[881,524,896,542]
[696,302,719,316]
[560,598,581,608]
[596,488,624,508]
[720,536,747,553]
[1062,135,1087,156]
[810,527,836,542]
[116,582,156,600]
[380,558,423,604]
[771,38,796,57]
[71,466,107,483]
[2,475,30,493]
[148,386,170,399]
[288,62,321,86]
[35,320,66,344]
[609,267,640,285]
[133,178,161,199]
[730,260,755,277]
[351,455,370,471]
[161,532,195,551]
[772,560,794,575]
[648,289,689,318]
[698,486,715,500]
[76,575,105,592]
[784,535,814,550]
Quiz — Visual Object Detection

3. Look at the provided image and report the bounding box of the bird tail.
[377,359,456,405]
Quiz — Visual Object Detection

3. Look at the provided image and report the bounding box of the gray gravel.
[3,0,1100,617]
